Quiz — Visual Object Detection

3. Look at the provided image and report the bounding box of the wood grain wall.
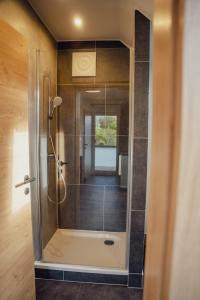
[0,0,58,254]
[144,0,200,299]
[0,19,35,300]
[169,0,200,298]
[144,0,178,296]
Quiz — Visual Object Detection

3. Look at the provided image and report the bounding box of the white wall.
[119,0,153,47]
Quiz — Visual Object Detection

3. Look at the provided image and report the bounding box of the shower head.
[52,96,62,107]
[49,96,62,119]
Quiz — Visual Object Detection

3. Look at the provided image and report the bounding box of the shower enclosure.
[43,85,130,269]
[34,44,131,275]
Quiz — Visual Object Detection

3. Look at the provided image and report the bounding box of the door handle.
[59,161,70,167]
[15,175,36,188]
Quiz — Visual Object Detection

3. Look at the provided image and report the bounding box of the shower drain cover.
[104,240,114,246]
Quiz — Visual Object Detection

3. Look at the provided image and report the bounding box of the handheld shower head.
[52,96,62,107]
[49,96,62,119]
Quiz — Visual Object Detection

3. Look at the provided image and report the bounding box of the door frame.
[83,114,92,180]
[144,0,184,299]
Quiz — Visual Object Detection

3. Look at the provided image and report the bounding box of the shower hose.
[48,134,67,205]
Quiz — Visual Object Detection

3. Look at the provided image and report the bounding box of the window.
[95,116,117,172]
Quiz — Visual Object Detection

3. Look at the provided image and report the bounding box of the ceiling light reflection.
[74,17,83,28]
[85,90,101,93]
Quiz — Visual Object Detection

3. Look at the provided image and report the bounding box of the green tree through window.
[95,116,117,146]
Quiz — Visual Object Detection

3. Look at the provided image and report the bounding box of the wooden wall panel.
[0,0,58,257]
[168,0,200,298]
[0,20,35,299]
[144,0,200,299]
[144,0,183,299]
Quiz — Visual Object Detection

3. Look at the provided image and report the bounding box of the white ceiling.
[28,0,153,46]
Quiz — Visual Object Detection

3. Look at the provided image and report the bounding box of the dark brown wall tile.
[57,48,130,84]
[58,85,76,135]
[132,139,148,210]
[129,211,145,273]
[59,185,104,231]
[134,62,149,138]
[128,11,150,284]
[57,50,72,84]
[96,48,130,83]
[128,274,143,288]
[57,44,130,231]
[106,86,129,136]
[135,10,150,62]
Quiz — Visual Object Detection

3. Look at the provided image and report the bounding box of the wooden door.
[0,20,35,299]
[144,0,200,299]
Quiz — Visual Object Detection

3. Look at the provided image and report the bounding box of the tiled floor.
[84,175,120,186]
[36,279,143,300]
[43,229,126,269]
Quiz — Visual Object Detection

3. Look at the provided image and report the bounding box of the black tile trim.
[57,40,127,50]
[35,268,127,285]
[96,41,127,48]
[35,268,63,280]
[64,271,128,285]
[128,273,143,288]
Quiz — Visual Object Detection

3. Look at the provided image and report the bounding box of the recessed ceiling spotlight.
[74,17,83,28]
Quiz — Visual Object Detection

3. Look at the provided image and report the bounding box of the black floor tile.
[129,288,143,300]
[102,285,130,300]
[36,280,81,300]
[78,284,107,300]
[54,282,81,300]
[84,175,120,186]
[36,280,132,300]
[78,284,130,300]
